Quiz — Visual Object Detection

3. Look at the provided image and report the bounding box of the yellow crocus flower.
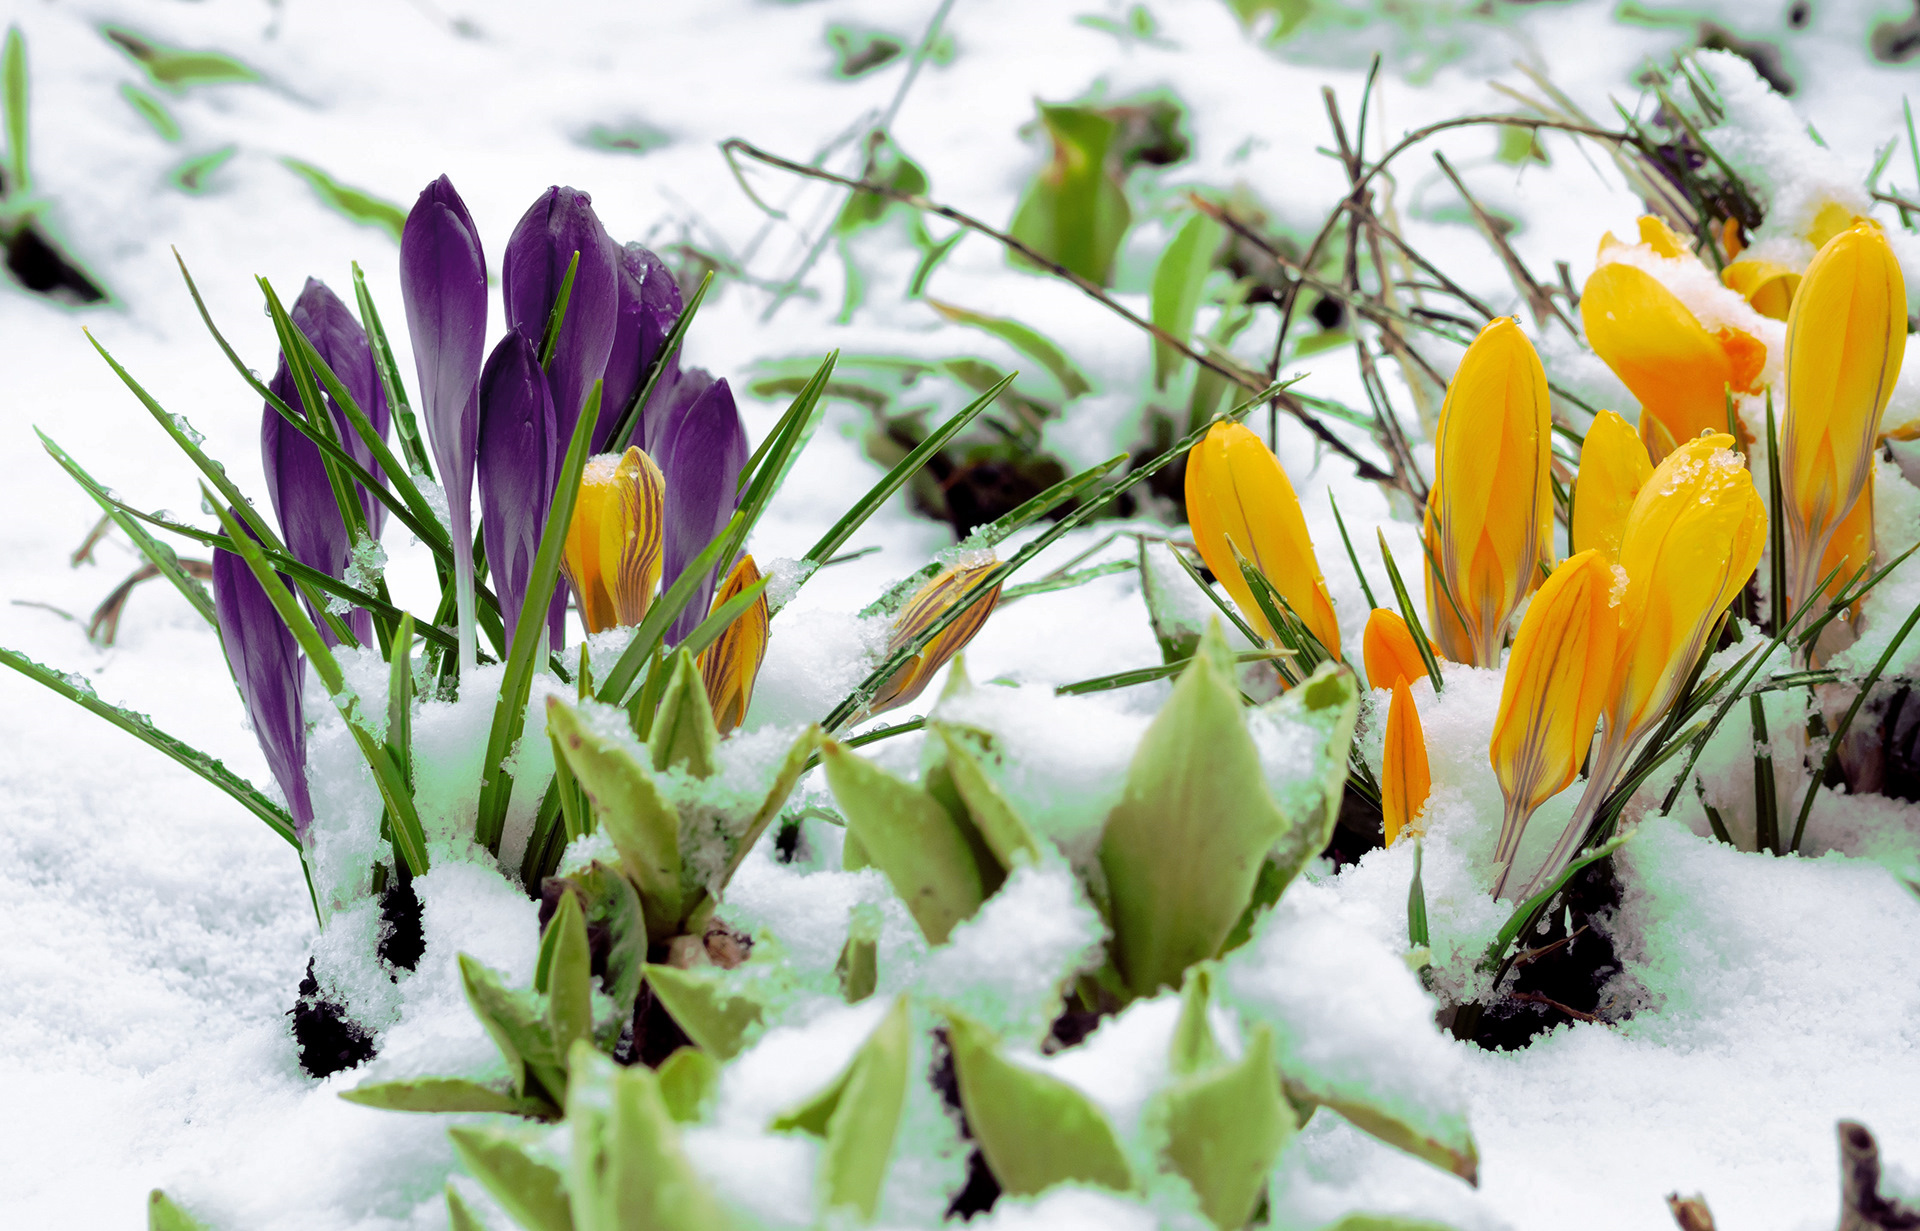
[1184,420,1341,658]
[1570,410,1654,564]
[1425,317,1553,667]
[1780,220,1907,618]
[563,447,664,635]
[1722,259,1800,321]
[1382,677,1430,847]
[1487,550,1619,898]
[865,560,1002,718]
[1362,608,1434,692]
[697,554,770,734]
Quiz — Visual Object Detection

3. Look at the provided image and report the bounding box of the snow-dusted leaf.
[647,648,720,779]
[543,890,593,1062]
[814,996,913,1221]
[460,954,563,1101]
[568,862,647,1016]
[945,1010,1133,1198]
[339,1077,551,1118]
[1161,1024,1294,1231]
[566,1043,730,1231]
[820,738,986,945]
[644,963,763,1061]
[147,1189,209,1231]
[933,723,1043,871]
[448,1127,572,1231]
[548,697,683,940]
[655,1047,720,1123]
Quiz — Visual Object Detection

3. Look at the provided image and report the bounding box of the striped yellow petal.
[1184,421,1341,658]
[697,554,770,735]
[1425,317,1553,667]
[564,447,664,635]
[1722,258,1800,321]
[1488,549,1620,897]
[867,561,1002,718]
[1780,220,1907,618]
[1570,409,1654,564]
[1362,608,1435,692]
[1382,677,1430,848]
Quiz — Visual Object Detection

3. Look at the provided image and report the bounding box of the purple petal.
[659,377,748,645]
[212,520,312,841]
[600,242,683,454]
[643,365,716,459]
[502,186,619,457]
[400,176,488,555]
[476,331,558,655]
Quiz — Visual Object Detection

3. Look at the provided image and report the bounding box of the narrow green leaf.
[595,508,747,707]
[820,739,986,945]
[448,1127,573,1231]
[647,648,720,779]
[445,1185,484,1231]
[546,698,682,940]
[387,613,414,790]
[101,24,259,90]
[931,724,1042,871]
[644,965,762,1061]
[567,1043,731,1231]
[119,81,180,142]
[927,299,1092,398]
[1376,531,1444,693]
[280,157,406,241]
[459,953,564,1099]
[690,724,822,921]
[1150,212,1223,388]
[1284,1078,1479,1186]
[147,1190,208,1231]
[541,890,594,1064]
[1139,538,1202,663]
[603,271,713,454]
[1321,1214,1462,1231]
[350,261,432,480]
[656,1047,721,1123]
[945,1011,1133,1196]
[817,996,912,1221]
[1263,664,1360,893]
[3,26,29,195]
[1098,621,1291,998]
[537,250,581,368]
[166,144,236,195]
[1168,967,1223,1077]
[340,1077,551,1118]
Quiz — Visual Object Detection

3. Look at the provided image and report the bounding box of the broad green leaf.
[645,964,762,1061]
[547,698,683,940]
[1161,1025,1293,1230]
[567,1043,731,1231]
[820,739,986,945]
[695,724,822,918]
[1283,1079,1479,1186]
[836,903,882,1004]
[931,724,1043,872]
[656,1047,721,1123]
[945,1011,1132,1197]
[101,24,259,90]
[1169,967,1224,1077]
[835,134,927,229]
[340,1077,551,1118]
[1150,212,1223,388]
[1098,622,1290,997]
[925,299,1092,399]
[570,862,649,1016]
[544,890,594,1062]
[147,1190,208,1231]
[647,648,720,779]
[279,157,406,240]
[1322,1216,1462,1231]
[1138,539,1203,664]
[1008,104,1131,286]
[818,996,912,1221]
[445,1185,484,1231]
[448,1127,573,1231]
[460,954,564,1101]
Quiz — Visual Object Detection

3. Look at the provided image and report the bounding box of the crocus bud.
[867,561,1002,718]
[643,366,715,459]
[212,518,312,840]
[1819,467,1874,608]
[1781,220,1907,618]
[1381,677,1430,848]
[1569,409,1654,564]
[698,554,770,734]
[563,447,665,635]
[1488,550,1619,898]
[1581,244,1765,461]
[1184,420,1341,658]
[1425,318,1553,667]
[657,376,748,646]
[502,186,620,453]
[261,278,391,646]
[400,175,488,676]
[1362,608,1432,692]
[476,331,558,653]
[601,242,684,453]
[1722,258,1799,321]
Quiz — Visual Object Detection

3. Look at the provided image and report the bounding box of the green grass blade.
[1376,531,1444,692]
[352,262,432,480]
[279,158,406,241]
[603,271,713,453]
[927,299,1092,398]
[537,250,580,368]
[1055,649,1279,696]
[474,385,603,853]
[0,644,298,847]
[595,509,747,708]
[1328,492,1380,609]
[1789,599,1920,853]
[3,24,27,196]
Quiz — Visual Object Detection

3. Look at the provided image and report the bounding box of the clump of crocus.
[864,560,1003,719]
[1362,607,1433,691]
[1382,678,1430,847]
[1521,432,1765,898]
[1488,550,1618,898]
[1580,216,1766,459]
[1779,220,1906,621]
[1184,420,1341,658]
[1569,409,1653,564]
[1425,317,1552,667]
[698,555,771,733]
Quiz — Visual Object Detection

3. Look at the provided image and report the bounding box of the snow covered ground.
[2,0,1919,1227]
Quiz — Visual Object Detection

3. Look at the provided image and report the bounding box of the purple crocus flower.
[601,242,683,454]
[657,376,748,645]
[400,174,488,676]
[642,365,716,459]
[501,186,619,456]
[475,331,558,658]
[212,519,312,841]
[261,278,390,647]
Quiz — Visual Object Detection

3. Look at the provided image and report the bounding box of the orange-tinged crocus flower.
[1570,410,1654,564]
[1185,420,1341,658]
[1425,317,1553,668]
[866,560,1002,718]
[1780,220,1907,619]
[1487,550,1619,898]
[1581,259,1765,460]
[1382,677,1430,847]
[697,554,770,734]
[1363,608,1434,691]
[563,447,664,635]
